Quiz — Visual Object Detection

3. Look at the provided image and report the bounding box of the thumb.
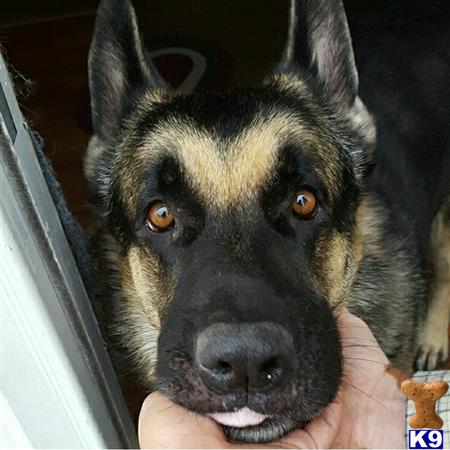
[138,391,227,449]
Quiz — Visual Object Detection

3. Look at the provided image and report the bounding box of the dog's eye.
[292,188,317,218]
[146,201,174,232]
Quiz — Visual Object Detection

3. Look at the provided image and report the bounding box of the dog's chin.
[222,416,301,443]
[206,407,301,443]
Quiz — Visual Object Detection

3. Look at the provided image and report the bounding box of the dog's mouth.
[208,407,268,428]
[156,311,342,442]
[156,357,313,442]
[219,413,302,443]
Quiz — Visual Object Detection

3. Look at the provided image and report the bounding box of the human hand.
[138,309,407,448]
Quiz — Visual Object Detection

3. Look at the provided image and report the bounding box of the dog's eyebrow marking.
[129,111,341,211]
[131,113,289,209]
[116,106,345,217]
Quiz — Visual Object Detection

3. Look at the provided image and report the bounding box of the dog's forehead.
[119,92,346,215]
[141,113,299,208]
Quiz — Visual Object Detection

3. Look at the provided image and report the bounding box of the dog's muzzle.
[194,322,296,426]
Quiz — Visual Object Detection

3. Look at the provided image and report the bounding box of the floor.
[2,0,449,430]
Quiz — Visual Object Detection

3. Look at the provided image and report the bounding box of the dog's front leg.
[416,206,450,370]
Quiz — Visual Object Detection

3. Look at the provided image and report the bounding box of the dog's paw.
[415,326,449,371]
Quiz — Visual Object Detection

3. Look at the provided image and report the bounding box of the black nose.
[195,322,295,393]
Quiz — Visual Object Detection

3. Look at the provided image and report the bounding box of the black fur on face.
[104,88,361,441]
[86,0,373,443]
[134,134,354,442]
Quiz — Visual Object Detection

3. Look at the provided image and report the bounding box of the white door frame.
[0,53,137,448]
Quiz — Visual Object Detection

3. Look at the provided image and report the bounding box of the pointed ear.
[88,0,166,141]
[277,0,358,114]
[276,0,376,175]
[86,0,167,216]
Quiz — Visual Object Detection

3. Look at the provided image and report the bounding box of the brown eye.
[292,188,317,218]
[146,201,174,232]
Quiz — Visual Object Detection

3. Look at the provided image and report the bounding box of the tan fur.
[122,246,176,324]
[84,135,103,182]
[417,205,450,370]
[271,73,376,155]
[114,301,160,384]
[350,202,366,278]
[126,246,173,322]
[269,73,311,100]
[138,89,173,110]
[116,109,346,217]
[316,196,383,311]
[353,196,385,259]
[110,245,176,384]
[313,232,351,308]
[311,174,386,314]
[93,232,175,384]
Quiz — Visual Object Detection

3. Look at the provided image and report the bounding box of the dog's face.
[86,0,375,442]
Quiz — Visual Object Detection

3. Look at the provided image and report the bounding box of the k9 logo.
[408,430,444,449]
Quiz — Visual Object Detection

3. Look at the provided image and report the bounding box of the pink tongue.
[208,407,267,428]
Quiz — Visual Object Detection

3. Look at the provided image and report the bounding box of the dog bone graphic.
[401,379,449,429]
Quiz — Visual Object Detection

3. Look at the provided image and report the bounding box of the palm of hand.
[276,311,407,449]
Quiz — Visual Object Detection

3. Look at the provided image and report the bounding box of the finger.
[302,397,343,448]
[269,399,343,449]
[337,308,376,341]
[138,392,227,449]
[337,308,387,361]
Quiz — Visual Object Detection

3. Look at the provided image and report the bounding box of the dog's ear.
[88,0,166,141]
[86,0,167,215]
[277,0,358,114]
[276,0,375,174]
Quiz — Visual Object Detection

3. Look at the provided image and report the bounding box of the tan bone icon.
[401,379,448,429]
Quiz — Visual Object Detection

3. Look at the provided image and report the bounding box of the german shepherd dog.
[86,0,450,442]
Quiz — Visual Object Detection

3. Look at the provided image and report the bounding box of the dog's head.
[86,0,375,442]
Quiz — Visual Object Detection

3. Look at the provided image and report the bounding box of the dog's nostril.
[198,356,244,393]
[260,357,282,380]
[216,360,233,375]
[248,356,284,389]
